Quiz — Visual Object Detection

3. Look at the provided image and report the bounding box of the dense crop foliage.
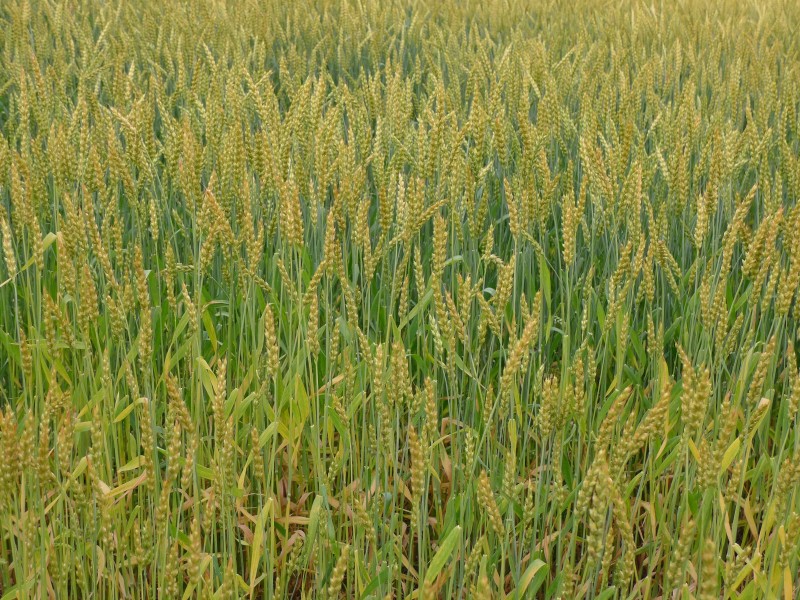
[1,0,800,597]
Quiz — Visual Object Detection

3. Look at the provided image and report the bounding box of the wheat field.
[0,0,799,598]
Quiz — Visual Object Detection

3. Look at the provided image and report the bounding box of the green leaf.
[423,525,462,587]
[114,398,141,423]
[118,456,143,473]
[400,288,433,330]
[507,559,546,599]
[0,576,36,599]
[595,587,617,600]
[360,564,390,599]
[303,495,324,564]
[258,422,280,448]
[537,252,551,311]
[294,374,310,429]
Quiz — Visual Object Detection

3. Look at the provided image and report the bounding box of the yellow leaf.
[249,499,274,596]
[784,566,793,600]
[107,473,148,499]
[687,438,701,462]
[719,438,741,472]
